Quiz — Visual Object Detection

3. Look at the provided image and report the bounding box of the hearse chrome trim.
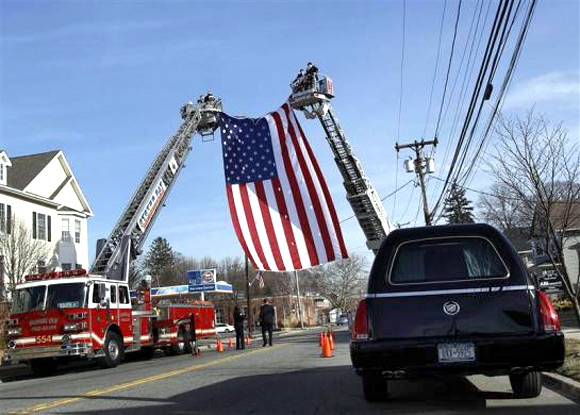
[387,236,511,286]
[365,285,534,298]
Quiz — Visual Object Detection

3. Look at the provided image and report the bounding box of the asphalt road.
[0,329,578,415]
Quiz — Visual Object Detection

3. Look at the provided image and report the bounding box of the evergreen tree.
[443,185,475,224]
[143,237,175,287]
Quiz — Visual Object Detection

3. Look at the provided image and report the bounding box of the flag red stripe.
[239,183,270,269]
[271,111,319,267]
[270,177,301,269]
[294,112,349,259]
[226,185,258,269]
[254,181,285,271]
[283,104,335,262]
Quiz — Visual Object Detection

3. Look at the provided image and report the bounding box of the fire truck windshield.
[46,283,87,309]
[12,286,46,313]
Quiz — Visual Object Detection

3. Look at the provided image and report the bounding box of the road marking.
[7,346,282,415]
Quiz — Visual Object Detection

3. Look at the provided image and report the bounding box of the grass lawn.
[555,338,580,383]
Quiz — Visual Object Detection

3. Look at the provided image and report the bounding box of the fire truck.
[3,95,222,376]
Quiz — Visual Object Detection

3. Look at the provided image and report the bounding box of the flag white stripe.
[288,108,343,259]
[267,112,311,268]
[247,182,278,271]
[264,180,294,270]
[285,107,336,262]
[231,185,265,270]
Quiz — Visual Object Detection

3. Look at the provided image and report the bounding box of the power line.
[340,179,414,223]
[393,0,407,221]
[422,0,448,138]
[434,0,463,138]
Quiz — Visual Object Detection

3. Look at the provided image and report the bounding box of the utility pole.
[294,270,305,329]
[395,138,438,226]
[245,255,252,338]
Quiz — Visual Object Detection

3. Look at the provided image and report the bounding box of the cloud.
[504,71,580,110]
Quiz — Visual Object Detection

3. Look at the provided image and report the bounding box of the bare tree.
[313,254,368,312]
[478,182,532,232]
[488,111,580,322]
[0,216,50,298]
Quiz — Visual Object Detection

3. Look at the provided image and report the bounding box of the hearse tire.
[30,358,57,377]
[99,331,124,369]
[362,374,388,402]
[510,371,542,398]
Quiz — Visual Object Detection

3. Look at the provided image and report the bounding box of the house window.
[62,263,72,271]
[37,260,47,274]
[75,220,81,244]
[0,203,11,234]
[215,309,224,324]
[62,218,71,243]
[32,212,51,241]
[0,163,4,182]
[75,264,83,270]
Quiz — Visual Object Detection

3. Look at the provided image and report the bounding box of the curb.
[543,372,580,403]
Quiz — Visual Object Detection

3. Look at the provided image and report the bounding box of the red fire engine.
[3,95,223,376]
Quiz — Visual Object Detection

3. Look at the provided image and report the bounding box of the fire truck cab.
[4,269,215,376]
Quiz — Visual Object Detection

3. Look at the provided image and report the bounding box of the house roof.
[6,150,60,190]
[548,201,580,231]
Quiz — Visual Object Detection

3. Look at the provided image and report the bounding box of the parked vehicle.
[3,270,216,376]
[350,224,565,401]
[336,314,349,326]
[215,323,235,334]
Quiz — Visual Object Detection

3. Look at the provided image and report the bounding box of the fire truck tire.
[168,328,187,356]
[30,358,57,377]
[99,331,124,368]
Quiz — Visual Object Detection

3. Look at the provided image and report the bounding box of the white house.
[0,149,93,281]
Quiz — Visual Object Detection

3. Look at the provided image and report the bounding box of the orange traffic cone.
[228,338,234,350]
[328,332,335,350]
[330,329,335,342]
[217,339,224,353]
[321,333,333,358]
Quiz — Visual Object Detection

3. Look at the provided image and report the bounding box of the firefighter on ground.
[233,305,246,350]
[259,299,275,347]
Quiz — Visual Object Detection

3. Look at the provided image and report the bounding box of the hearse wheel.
[509,371,542,398]
[99,331,124,369]
[30,358,58,377]
[362,374,388,402]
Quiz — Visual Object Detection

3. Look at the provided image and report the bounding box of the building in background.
[0,149,93,283]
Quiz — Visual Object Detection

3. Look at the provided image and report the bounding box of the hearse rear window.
[390,237,508,284]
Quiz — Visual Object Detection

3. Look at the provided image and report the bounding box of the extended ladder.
[289,74,393,254]
[90,97,222,280]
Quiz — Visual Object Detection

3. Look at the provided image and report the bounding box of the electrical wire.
[340,179,414,223]
[393,0,407,221]
[434,0,463,138]
[422,0,448,139]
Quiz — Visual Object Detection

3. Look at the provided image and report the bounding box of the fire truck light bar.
[25,269,87,282]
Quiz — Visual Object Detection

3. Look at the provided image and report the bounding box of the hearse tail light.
[537,290,561,332]
[352,299,369,341]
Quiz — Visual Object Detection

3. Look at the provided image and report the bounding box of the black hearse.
[350,224,565,401]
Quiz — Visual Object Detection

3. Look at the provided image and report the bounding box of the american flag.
[220,102,348,271]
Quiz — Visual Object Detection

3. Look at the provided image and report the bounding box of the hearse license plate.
[437,342,476,363]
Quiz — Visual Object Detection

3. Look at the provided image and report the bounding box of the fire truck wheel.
[99,331,124,368]
[169,328,186,355]
[30,358,57,377]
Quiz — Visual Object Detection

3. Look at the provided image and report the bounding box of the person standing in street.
[259,298,275,347]
[233,305,246,350]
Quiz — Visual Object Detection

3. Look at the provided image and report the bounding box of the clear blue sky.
[1,0,578,265]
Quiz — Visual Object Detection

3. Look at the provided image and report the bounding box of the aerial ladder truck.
[289,67,394,253]
[4,96,222,376]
